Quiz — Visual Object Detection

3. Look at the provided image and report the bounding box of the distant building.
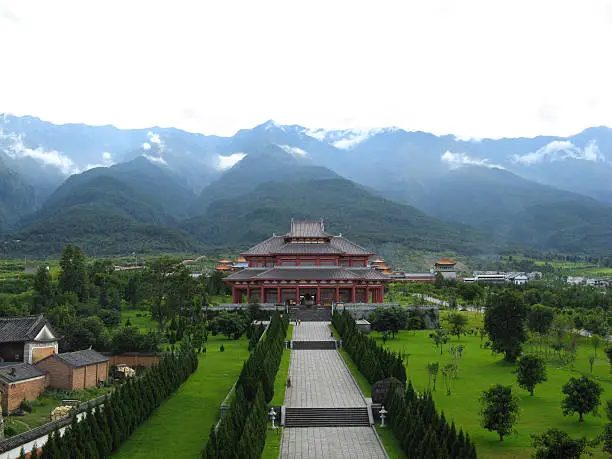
[0,363,47,412]
[35,349,110,391]
[433,258,457,280]
[391,273,436,283]
[0,315,58,364]
[512,274,529,285]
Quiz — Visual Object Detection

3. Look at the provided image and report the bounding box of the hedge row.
[384,382,477,458]
[332,309,406,383]
[203,312,288,458]
[38,341,199,458]
[333,310,477,458]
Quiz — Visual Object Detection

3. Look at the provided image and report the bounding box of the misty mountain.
[184,177,493,254]
[2,113,612,256]
[407,166,612,253]
[0,156,39,231]
[194,144,338,214]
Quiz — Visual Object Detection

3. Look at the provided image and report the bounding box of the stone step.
[284,407,370,427]
[289,307,332,322]
[291,340,337,350]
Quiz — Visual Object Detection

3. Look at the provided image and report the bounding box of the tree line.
[30,339,199,458]
[332,309,406,384]
[384,381,477,458]
[203,312,288,458]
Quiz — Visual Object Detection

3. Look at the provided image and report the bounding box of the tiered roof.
[226,266,389,282]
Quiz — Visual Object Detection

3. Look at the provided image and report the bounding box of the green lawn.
[270,348,291,405]
[120,308,159,331]
[375,325,612,458]
[262,426,283,459]
[113,335,250,458]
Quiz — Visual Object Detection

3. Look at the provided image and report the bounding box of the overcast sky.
[1,0,611,138]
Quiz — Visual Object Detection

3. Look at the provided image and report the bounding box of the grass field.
[262,427,283,459]
[113,335,250,458]
[373,319,612,458]
[120,308,159,331]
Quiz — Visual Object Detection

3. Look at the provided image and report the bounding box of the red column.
[316,285,321,304]
[351,285,356,303]
[247,285,251,303]
[296,286,300,304]
[379,287,384,302]
[260,286,265,303]
[335,287,340,303]
[277,287,281,303]
[232,286,237,303]
[366,286,370,303]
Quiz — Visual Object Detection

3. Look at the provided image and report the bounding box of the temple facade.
[225,220,390,305]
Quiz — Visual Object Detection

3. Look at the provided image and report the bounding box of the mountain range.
[2,113,612,259]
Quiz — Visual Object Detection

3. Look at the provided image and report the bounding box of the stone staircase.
[290,307,332,322]
[284,407,370,427]
[291,341,337,350]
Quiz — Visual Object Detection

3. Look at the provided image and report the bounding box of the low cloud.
[441,151,505,169]
[279,145,308,158]
[143,154,168,166]
[0,128,79,174]
[512,139,604,165]
[216,153,246,170]
[142,142,151,150]
[85,152,115,171]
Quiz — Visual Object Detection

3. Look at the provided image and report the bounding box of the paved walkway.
[292,321,335,341]
[280,321,387,459]
[285,350,364,407]
[281,427,387,459]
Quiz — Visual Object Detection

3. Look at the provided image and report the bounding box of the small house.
[0,363,47,412]
[35,349,110,391]
[0,315,58,364]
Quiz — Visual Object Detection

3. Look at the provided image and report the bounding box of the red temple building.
[225,220,390,305]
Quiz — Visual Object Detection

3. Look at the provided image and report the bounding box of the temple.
[225,220,390,305]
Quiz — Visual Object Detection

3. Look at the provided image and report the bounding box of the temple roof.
[287,219,328,238]
[225,266,389,282]
[0,315,55,343]
[435,258,456,265]
[243,235,371,256]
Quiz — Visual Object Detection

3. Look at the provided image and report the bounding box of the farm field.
[113,335,249,458]
[372,322,612,458]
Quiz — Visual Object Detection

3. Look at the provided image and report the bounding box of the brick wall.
[108,354,161,368]
[72,363,109,390]
[35,356,72,390]
[0,375,48,412]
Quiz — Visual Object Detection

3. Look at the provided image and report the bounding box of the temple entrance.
[300,288,317,306]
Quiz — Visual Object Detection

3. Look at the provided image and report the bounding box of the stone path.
[286,350,364,407]
[281,427,387,459]
[292,321,335,341]
[280,321,387,459]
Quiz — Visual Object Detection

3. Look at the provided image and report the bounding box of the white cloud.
[279,144,308,157]
[147,131,161,144]
[441,151,505,169]
[84,151,114,171]
[216,153,246,170]
[143,154,167,166]
[331,131,373,150]
[142,142,151,150]
[304,128,328,141]
[0,127,78,174]
[0,2,611,139]
[512,139,604,165]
